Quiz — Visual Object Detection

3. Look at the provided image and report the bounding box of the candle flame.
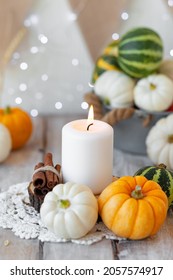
[87,105,94,122]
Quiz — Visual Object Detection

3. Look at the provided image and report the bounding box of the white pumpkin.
[40,182,98,239]
[0,124,12,163]
[146,113,173,169]
[134,74,173,112]
[94,70,135,108]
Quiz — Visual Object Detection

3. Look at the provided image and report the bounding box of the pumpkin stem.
[157,163,167,169]
[4,106,12,114]
[131,185,144,199]
[104,97,110,106]
[168,134,173,143]
[150,83,156,91]
[58,199,70,209]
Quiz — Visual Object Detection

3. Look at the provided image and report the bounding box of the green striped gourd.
[103,40,119,57]
[117,27,163,78]
[91,54,120,84]
[134,163,173,208]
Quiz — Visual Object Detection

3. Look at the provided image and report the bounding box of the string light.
[29,14,39,25]
[55,102,63,109]
[67,12,78,21]
[72,58,79,66]
[121,12,129,20]
[20,62,28,70]
[41,74,48,81]
[38,34,48,44]
[81,102,88,110]
[112,33,120,40]
[170,49,173,56]
[19,83,27,92]
[30,109,38,117]
[30,46,39,54]
[24,14,39,27]
[15,97,23,104]
[24,19,32,27]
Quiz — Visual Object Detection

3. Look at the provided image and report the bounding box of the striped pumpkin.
[134,163,173,208]
[91,54,120,84]
[103,40,119,57]
[117,27,163,78]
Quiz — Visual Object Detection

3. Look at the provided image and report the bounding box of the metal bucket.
[111,109,169,155]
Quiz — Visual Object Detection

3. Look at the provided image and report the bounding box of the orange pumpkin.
[98,176,168,240]
[0,106,32,150]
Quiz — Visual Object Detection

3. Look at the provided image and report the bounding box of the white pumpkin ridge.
[146,114,173,170]
[40,182,98,239]
[94,70,135,108]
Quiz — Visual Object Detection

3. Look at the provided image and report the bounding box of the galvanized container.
[111,109,169,155]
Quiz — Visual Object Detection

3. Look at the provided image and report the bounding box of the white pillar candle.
[61,109,113,194]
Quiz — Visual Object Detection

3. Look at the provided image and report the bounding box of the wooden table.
[0,114,173,260]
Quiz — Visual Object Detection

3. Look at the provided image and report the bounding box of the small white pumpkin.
[0,124,12,163]
[134,74,173,112]
[40,182,98,239]
[94,70,135,108]
[146,114,173,169]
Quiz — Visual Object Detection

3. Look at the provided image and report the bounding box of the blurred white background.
[1,0,173,116]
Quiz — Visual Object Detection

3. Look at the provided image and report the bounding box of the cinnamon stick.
[34,186,50,196]
[44,153,55,189]
[33,162,46,188]
[54,164,62,185]
[28,183,44,212]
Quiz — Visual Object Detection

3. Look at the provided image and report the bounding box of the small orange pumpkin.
[0,106,32,150]
[98,176,168,240]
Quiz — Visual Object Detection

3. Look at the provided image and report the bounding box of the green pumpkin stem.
[131,185,144,199]
[157,163,167,169]
[150,83,156,90]
[4,106,12,114]
[104,97,110,106]
[58,199,70,209]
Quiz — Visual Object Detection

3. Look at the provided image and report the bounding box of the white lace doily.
[0,182,125,245]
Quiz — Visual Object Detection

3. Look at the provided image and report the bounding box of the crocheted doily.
[0,182,125,245]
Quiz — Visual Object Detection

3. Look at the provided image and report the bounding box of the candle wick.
[87,123,93,131]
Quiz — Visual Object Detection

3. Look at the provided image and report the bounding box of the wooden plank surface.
[43,240,114,260]
[0,229,39,260]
